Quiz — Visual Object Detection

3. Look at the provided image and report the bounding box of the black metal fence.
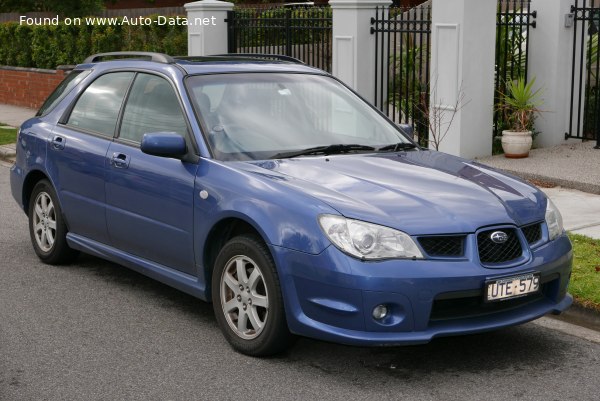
[568,0,600,148]
[371,5,432,146]
[226,6,332,72]
[493,0,537,138]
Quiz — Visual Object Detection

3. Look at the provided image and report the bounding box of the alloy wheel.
[32,192,57,252]
[220,255,269,339]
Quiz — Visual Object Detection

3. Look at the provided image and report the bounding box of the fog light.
[372,304,388,320]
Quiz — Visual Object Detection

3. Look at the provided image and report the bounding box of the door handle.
[111,152,130,168]
[51,135,65,150]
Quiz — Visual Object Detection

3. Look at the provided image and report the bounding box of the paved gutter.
[0,143,16,163]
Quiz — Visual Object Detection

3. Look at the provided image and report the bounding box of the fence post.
[185,0,234,56]
[429,0,496,158]
[329,0,392,104]
[529,0,584,147]
[285,8,293,56]
[226,10,235,53]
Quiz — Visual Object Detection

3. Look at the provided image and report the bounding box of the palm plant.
[500,76,543,132]
[588,33,598,80]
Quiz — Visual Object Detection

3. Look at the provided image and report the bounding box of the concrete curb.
[551,302,600,332]
[497,169,600,196]
[0,143,16,163]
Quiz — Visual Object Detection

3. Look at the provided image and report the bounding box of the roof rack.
[218,54,305,64]
[83,52,174,64]
[174,54,305,64]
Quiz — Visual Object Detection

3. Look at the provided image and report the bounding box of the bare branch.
[418,77,470,151]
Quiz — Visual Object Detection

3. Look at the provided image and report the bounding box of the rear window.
[36,70,91,117]
[66,72,134,137]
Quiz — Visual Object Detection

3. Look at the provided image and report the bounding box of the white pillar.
[529,0,583,147]
[185,0,234,56]
[329,0,392,104]
[429,0,496,158]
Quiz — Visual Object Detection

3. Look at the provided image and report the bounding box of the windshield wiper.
[377,142,418,152]
[272,144,376,159]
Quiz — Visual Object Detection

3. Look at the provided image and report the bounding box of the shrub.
[0,15,187,69]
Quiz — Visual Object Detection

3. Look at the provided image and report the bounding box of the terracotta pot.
[501,130,532,158]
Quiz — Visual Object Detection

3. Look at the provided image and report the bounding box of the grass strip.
[568,233,600,312]
[0,127,17,145]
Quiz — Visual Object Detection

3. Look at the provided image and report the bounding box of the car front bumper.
[272,234,573,346]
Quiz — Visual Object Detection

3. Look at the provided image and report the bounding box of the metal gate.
[493,0,537,139]
[226,6,332,72]
[371,5,432,146]
[567,0,600,148]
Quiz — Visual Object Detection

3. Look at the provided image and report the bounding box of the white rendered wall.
[330,0,392,104]
[429,0,496,159]
[185,0,234,56]
[529,0,585,147]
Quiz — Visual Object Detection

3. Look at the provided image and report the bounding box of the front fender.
[193,159,338,255]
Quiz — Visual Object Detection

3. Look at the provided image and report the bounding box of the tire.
[28,179,78,265]
[212,234,294,356]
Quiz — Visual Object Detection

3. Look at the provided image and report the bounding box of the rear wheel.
[28,180,78,264]
[212,235,294,356]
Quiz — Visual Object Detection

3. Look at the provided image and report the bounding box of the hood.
[234,150,546,235]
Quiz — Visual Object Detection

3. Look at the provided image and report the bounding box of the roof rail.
[218,54,305,64]
[83,52,175,64]
[174,54,305,64]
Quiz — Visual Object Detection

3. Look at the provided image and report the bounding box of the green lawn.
[0,126,17,145]
[568,233,600,311]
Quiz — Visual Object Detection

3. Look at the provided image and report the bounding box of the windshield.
[186,73,414,161]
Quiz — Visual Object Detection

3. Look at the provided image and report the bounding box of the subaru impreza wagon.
[10,52,572,356]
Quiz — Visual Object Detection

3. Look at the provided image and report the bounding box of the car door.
[105,72,198,275]
[50,72,135,244]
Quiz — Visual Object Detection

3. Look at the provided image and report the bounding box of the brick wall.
[0,66,67,110]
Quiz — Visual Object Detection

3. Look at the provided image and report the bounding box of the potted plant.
[499,76,543,158]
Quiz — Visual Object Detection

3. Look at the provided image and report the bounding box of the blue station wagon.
[10,52,573,356]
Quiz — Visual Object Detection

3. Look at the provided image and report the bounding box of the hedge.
[0,16,187,69]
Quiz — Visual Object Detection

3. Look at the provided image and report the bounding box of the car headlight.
[318,215,424,260]
[545,198,564,241]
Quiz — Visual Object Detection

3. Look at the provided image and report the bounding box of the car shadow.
[280,324,576,384]
[66,253,215,323]
[62,253,576,384]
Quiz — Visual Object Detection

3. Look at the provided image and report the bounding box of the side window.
[119,74,188,143]
[37,70,91,117]
[66,72,134,137]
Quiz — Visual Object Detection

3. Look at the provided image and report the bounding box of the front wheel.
[28,180,78,264]
[212,235,294,356]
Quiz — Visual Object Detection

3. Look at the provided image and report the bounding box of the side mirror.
[397,124,414,139]
[140,132,187,158]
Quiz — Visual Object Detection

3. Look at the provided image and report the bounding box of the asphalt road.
[1,162,599,401]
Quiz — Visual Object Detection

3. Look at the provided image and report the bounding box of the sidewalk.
[0,104,35,162]
[477,141,600,240]
[0,103,36,128]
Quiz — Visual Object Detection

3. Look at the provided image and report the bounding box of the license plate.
[485,273,540,302]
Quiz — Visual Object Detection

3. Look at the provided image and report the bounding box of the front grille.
[522,223,542,244]
[418,235,465,257]
[429,290,545,321]
[477,228,522,264]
